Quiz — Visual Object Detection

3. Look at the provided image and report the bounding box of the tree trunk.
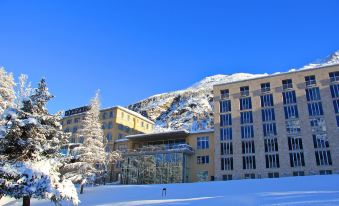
[80,184,84,194]
[23,196,30,206]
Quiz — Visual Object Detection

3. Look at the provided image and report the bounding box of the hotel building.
[213,64,339,180]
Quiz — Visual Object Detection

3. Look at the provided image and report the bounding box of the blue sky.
[0,0,338,113]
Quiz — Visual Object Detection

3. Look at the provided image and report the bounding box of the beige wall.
[214,64,339,180]
[187,131,215,182]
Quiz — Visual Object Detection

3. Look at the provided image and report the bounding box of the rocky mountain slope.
[128,51,339,132]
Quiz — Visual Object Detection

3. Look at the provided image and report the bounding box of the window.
[268,172,279,178]
[79,136,84,143]
[109,111,114,118]
[197,171,209,182]
[74,118,80,123]
[72,126,78,133]
[105,146,111,153]
[337,116,339,127]
[220,114,232,126]
[286,120,301,135]
[240,111,253,124]
[221,142,233,155]
[315,151,332,166]
[221,158,233,170]
[106,133,113,142]
[220,128,232,140]
[220,100,231,113]
[306,87,321,101]
[284,105,299,119]
[240,97,252,110]
[244,173,256,179]
[240,86,249,96]
[330,84,339,98]
[197,137,209,149]
[102,122,106,129]
[288,137,303,151]
[261,82,271,92]
[329,71,339,82]
[264,138,279,153]
[313,134,329,149]
[102,112,107,119]
[261,94,274,107]
[118,133,124,139]
[243,156,256,169]
[108,121,113,129]
[310,118,327,133]
[64,128,70,133]
[221,89,230,99]
[319,170,332,175]
[282,91,297,104]
[282,79,293,90]
[305,75,316,86]
[263,123,277,137]
[222,174,232,180]
[307,102,324,116]
[197,156,209,164]
[241,125,254,139]
[70,137,76,143]
[293,171,305,176]
[262,108,275,122]
[242,141,255,154]
[265,154,280,168]
[118,124,124,131]
[67,119,72,124]
[333,99,339,113]
[289,152,305,167]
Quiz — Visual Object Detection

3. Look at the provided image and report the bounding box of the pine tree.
[0,78,79,206]
[0,67,16,115]
[15,74,32,109]
[62,90,106,194]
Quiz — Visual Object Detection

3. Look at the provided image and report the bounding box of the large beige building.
[61,105,154,152]
[214,64,339,181]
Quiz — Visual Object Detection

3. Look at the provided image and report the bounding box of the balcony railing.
[124,144,194,156]
[330,76,339,82]
[283,83,293,90]
[306,80,317,87]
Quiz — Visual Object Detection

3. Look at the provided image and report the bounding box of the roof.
[101,106,154,124]
[214,63,339,88]
[126,130,189,141]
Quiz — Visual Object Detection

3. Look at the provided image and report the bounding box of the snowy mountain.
[128,51,339,132]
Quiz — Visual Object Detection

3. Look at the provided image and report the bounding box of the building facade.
[114,130,215,184]
[214,64,339,181]
[61,105,154,152]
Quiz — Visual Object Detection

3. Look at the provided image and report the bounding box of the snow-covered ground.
[2,175,339,206]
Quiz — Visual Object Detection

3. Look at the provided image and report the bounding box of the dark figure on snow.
[162,188,167,197]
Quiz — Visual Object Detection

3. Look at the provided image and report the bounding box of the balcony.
[124,144,194,156]
[282,83,293,90]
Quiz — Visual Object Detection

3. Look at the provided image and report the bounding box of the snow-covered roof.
[214,63,339,88]
[126,130,189,141]
[101,106,154,124]
[114,138,129,143]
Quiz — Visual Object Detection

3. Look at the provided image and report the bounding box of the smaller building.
[61,105,155,151]
[114,130,215,184]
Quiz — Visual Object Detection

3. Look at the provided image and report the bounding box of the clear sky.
[0,0,338,113]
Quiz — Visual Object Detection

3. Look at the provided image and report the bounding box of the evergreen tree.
[62,91,106,194]
[0,67,16,115]
[0,78,79,206]
[15,74,32,109]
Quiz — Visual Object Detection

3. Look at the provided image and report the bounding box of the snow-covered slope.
[128,51,339,132]
[3,175,339,206]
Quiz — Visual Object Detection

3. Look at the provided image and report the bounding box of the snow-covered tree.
[0,67,16,115]
[15,74,32,109]
[102,148,121,184]
[0,78,79,206]
[62,90,106,194]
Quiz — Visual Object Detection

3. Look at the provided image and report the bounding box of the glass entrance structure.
[121,144,193,184]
